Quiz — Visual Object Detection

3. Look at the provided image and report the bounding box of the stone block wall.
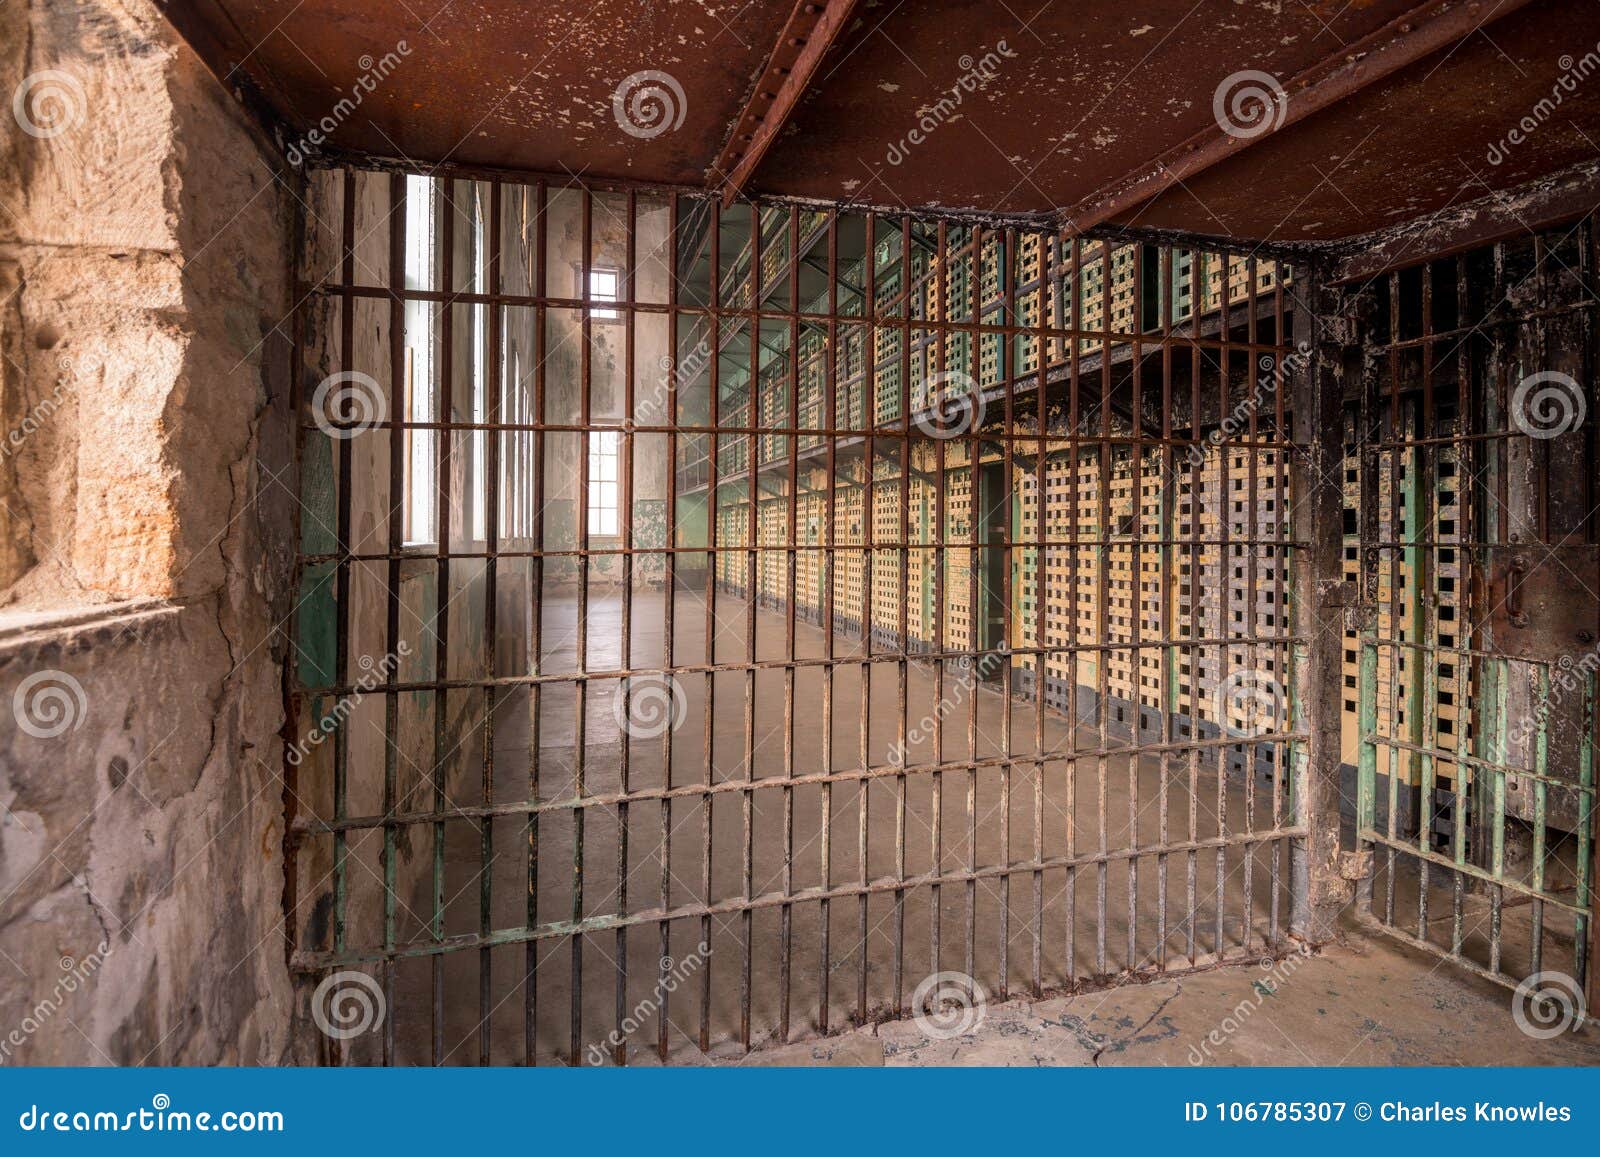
[0,0,302,1064]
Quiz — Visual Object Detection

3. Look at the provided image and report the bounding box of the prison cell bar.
[288,171,1317,1063]
[1352,227,1598,1007]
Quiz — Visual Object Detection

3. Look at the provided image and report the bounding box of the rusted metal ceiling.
[162,0,1599,244]
[1117,0,1600,242]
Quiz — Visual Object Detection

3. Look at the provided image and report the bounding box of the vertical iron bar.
[382,171,406,1067]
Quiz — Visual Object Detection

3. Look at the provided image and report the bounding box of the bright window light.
[588,430,620,536]
[403,173,436,546]
[587,267,620,320]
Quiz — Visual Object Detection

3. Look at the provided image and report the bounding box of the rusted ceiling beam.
[1056,0,1540,236]
[1330,159,1600,283]
[709,0,862,208]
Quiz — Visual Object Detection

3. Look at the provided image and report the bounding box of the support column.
[1290,266,1359,942]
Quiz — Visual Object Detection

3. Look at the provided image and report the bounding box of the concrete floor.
[349,586,1587,1066]
[729,929,1600,1067]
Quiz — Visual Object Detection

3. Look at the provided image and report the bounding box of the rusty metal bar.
[657,190,680,1064]
[431,177,455,1066]
[527,178,548,1064]
[615,188,637,1065]
[710,0,863,206]
[289,173,1317,1065]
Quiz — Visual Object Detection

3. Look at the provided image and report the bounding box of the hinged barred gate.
[286,163,1331,1065]
[1349,216,1599,1019]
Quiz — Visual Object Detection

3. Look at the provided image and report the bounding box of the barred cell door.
[287,161,1314,1065]
[1351,225,1599,1029]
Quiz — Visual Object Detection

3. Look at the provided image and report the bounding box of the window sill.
[0,598,181,652]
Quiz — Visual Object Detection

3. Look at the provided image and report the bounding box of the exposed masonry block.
[0,0,302,1063]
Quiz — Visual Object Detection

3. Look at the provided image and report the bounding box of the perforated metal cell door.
[1351,225,1599,1023]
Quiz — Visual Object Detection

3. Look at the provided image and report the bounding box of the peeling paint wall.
[0,0,300,1063]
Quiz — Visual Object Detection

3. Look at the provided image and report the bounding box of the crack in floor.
[1091,982,1183,1066]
